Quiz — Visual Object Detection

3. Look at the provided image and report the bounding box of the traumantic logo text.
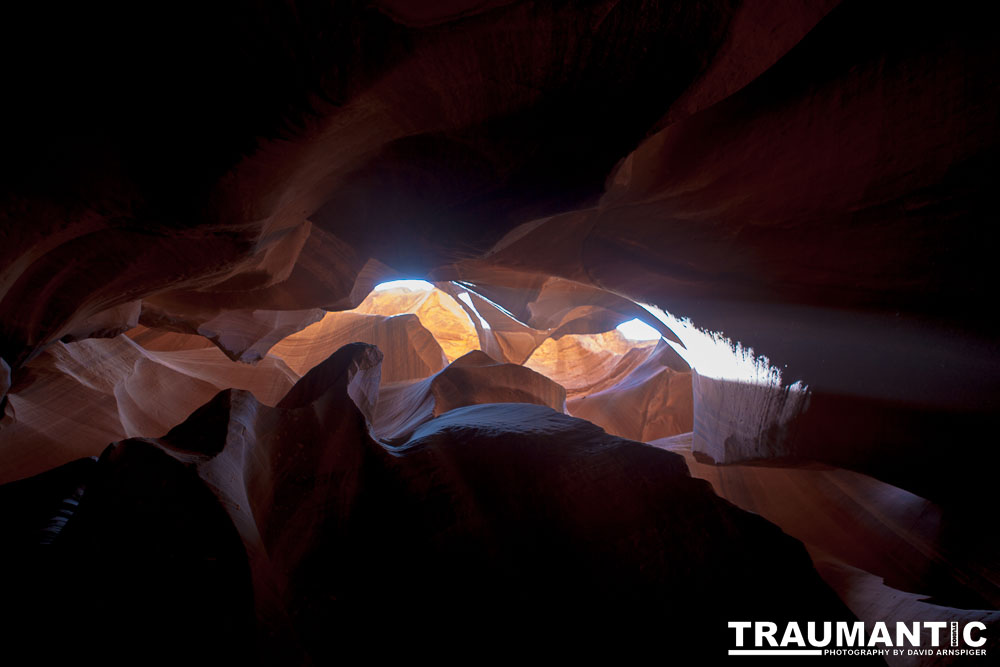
[728,621,988,658]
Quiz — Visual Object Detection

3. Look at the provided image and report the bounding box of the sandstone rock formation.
[269,310,447,383]
[0,281,683,483]
[3,2,995,502]
[353,281,480,362]
[3,345,862,663]
[1,2,998,662]
[0,335,297,484]
[0,356,10,420]
[657,432,1000,666]
[565,340,694,443]
[373,349,566,442]
[139,301,326,363]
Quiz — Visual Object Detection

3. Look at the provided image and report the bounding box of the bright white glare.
[639,303,805,393]
[638,302,809,461]
[373,279,435,292]
[616,318,662,341]
[457,292,492,330]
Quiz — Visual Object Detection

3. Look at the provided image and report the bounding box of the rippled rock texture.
[3,1,997,500]
[0,281,688,483]
[1,2,998,663]
[3,0,996,505]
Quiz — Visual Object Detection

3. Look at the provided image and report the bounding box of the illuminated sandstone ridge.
[0,280,694,483]
[0,335,297,483]
[373,350,567,443]
[277,281,698,446]
[564,341,694,444]
[352,282,480,362]
[354,280,696,443]
[270,309,447,382]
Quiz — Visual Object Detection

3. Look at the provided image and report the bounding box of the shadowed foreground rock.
[3,345,868,664]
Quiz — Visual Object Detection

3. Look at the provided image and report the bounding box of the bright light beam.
[638,303,805,392]
[456,292,492,330]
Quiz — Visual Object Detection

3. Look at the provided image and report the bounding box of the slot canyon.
[1,1,998,664]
